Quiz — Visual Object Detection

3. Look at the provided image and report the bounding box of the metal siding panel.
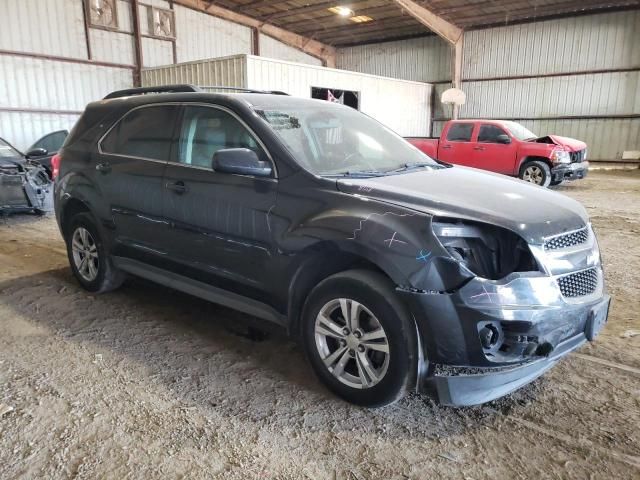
[141,56,246,88]
[0,55,133,111]
[258,34,323,66]
[142,37,174,67]
[337,36,451,83]
[464,11,640,79]
[174,5,251,63]
[0,112,80,151]
[459,71,640,118]
[247,56,432,136]
[0,0,88,59]
[89,29,136,65]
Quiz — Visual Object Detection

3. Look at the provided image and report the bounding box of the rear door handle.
[473,146,485,151]
[441,145,452,149]
[166,180,187,194]
[96,162,111,174]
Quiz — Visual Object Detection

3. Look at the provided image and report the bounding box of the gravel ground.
[1,170,639,479]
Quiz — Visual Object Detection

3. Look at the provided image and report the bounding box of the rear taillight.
[51,153,61,179]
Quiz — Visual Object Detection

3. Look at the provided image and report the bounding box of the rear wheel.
[65,212,125,293]
[302,270,417,407]
[520,160,551,187]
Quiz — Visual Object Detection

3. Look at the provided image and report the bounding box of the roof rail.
[199,86,290,95]
[103,84,201,100]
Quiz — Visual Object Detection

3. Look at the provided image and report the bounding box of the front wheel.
[520,160,551,187]
[301,270,418,407]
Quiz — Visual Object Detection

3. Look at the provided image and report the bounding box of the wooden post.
[131,0,144,86]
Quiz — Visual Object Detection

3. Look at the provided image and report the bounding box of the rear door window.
[478,125,508,143]
[446,123,474,142]
[101,105,179,161]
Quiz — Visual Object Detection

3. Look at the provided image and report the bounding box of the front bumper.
[401,286,610,406]
[552,161,589,182]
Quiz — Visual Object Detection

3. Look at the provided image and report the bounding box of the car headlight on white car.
[551,149,571,164]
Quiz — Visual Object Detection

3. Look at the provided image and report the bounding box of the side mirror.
[212,148,272,177]
[496,134,511,144]
[26,147,48,158]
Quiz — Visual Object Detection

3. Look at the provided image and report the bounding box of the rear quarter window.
[446,123,474,142]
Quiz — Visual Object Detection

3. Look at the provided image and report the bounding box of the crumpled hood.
[337,166,588,244]
[540,135,587,152]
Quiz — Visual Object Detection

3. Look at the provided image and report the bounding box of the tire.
[65,212,125,293]
[301,269,418,407]
[519,160,551,187]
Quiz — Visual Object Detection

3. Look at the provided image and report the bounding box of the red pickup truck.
[406,120,588,187]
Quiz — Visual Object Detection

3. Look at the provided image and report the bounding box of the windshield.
[0,138,22,158]
[503,121,537,141]
[255,103,440,176]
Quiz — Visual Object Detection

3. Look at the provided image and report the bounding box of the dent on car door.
[159,105,278,304]
[438,123,476,166]
[98,104,179,262]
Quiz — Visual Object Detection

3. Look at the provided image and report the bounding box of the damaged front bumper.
[399,226,610,406]
[552,161,589,182]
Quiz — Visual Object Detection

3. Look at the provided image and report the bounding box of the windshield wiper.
[389,161,435,172]
[323,169,387,178]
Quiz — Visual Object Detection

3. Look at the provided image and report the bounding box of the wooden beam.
[391,0,462,45]
[452,37,463,119]
[171,0,336,65]
[252,27,260,56]
[131,0,144,86]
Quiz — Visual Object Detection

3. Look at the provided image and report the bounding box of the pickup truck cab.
[407,120,588,187]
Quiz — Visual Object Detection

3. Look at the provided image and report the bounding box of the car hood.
[336,166,588,244]
[534,135,587,152]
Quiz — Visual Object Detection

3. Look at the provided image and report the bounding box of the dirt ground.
[1,170,639,479]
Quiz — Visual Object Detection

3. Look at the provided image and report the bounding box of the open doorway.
[311,87,359,110]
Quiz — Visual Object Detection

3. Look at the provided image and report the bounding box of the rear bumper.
[552,161,589,182]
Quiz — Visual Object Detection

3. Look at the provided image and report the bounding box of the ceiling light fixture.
[350,15,373,23]
[328,6,354,17]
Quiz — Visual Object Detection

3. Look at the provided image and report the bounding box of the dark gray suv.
[54,85,610,407]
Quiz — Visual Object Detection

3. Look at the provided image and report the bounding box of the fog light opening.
[479,324,501,350]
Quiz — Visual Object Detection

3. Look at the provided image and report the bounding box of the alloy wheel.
[71,227,99,282]
[523,165,544,185]
[314,298,390,389]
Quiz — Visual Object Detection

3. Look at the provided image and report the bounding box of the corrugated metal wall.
[142,56,247,88]
[337,11,640,160]
[337,36,451,83]
[259,34,323,66]
[0,0,134,150]
[0,0,333,149]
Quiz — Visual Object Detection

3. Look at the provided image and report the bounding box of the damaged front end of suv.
[0,156,51,215]
[403,217,608,406]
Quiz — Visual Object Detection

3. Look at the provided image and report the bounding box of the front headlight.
[432,219,539,280]
[551,149,571,164]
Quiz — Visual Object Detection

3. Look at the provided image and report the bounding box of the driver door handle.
[166,180,188,194]
[96,162,111,174]
[473,146,485,151]
[441,144,452,149]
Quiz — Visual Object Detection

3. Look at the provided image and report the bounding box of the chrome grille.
[570,149,586,163]
[557,268,598,298]
[544,227,588,250]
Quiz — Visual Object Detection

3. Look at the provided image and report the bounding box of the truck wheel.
[301,270,418,407]
[520,160,551,187]
[65,212,125,293]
